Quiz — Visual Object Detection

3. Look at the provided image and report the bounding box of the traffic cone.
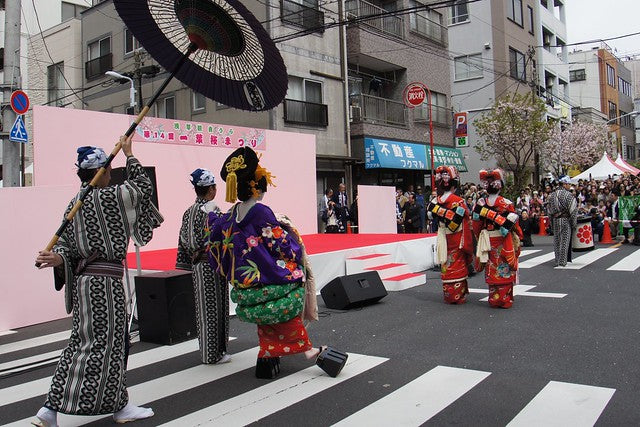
[346,221,352,234]
[537,215,547,236]
[600,219,615,244]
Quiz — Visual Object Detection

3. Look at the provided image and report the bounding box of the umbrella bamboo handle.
[36,45,196,268]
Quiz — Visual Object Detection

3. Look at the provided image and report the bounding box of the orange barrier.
[600,219,615,244]
[346,221,352,234]
[537,215,548,236]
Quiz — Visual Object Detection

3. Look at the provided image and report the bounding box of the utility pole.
[2,0,22,187]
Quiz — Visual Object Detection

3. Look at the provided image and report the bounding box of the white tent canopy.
[570,153,628,183]
[614,154,640,175]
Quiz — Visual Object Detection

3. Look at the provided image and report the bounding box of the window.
[47,62,65,106]
[608,101,617,121]
[527,6,534,34]
[88,36,110,61]
[86,36,112,79]
[569,69,586,82]
[450,0,469,24]
[454,54,483,80]
[416,91,448,126]
[507,0,523,26]
[509,47,526,81]
[124,28,140,55]
[606,64,615,87]
[285,76,328,126]
[62,1,86,21]
[411,5,446,45]
[281,0,324,32]
[156,96,175,119]
[193,91,206,112]
[619,111,634,128]
[618,78,632,97]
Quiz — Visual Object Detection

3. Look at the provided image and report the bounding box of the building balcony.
[349,93,408,127]
[85,53,112,80]
[280,0,324,33]
[345,0,404,40]
[284,99,328,127]
[410,12,448,47]
[413,104,451,127]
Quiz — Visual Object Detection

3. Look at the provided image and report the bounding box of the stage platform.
[127,233,437,291]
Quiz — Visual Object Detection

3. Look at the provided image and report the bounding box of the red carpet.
[126,233,434,271]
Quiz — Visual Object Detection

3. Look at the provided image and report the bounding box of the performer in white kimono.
[34,135,163,426]
[546,176,577,267]
[176,168,230,365]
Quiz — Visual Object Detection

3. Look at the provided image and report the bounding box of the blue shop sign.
[364,138,427,170]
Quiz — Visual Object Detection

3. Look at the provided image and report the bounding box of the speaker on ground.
[320,271,387,310]
[135,270,197,345]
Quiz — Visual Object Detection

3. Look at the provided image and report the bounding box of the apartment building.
[569,43,636,160]
[345,0,458,192]
[448,0,539,183]
[79,0,347,210]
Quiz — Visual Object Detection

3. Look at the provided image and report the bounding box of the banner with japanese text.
[131,116,266,150]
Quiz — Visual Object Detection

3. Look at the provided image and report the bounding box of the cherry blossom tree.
[475,92,553,190]
[539,120,614,176]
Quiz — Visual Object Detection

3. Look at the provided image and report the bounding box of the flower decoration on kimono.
[76,146,108,169]
[262,226,273,239]
[246,236,259,248]
[190,168,216,187]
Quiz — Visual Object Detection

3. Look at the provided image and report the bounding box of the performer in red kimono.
[427,166,474,304]
[472,169,523,309]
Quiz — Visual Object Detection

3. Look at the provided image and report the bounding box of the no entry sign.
[10,90,30,115]
[403,83,427,108]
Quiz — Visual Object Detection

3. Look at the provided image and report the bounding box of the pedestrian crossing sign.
[9,115,28,143]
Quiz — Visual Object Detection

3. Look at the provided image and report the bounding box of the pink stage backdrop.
[0,106,316,331]
[357,185,397,234]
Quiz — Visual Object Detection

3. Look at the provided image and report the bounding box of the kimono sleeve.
[52,200,78,313]
[258,206,303,263]
[118,156,164,246]
[176,209,193,271]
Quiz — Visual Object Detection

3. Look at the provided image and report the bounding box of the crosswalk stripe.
[0,330,17,337]
[507,381,615,426]
[333,365,490,426]
[0,337,235,407]
[159,353,387,427]
[606,248,640,271]
[555,248,618,270]
[519,252,556,268]
[0,330,70,356]
[519,249,541,257]
[5,342,252,427]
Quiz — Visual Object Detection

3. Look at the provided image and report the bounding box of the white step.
[364,262,411,279]
[382,272,426,292]
[346,253,393,274]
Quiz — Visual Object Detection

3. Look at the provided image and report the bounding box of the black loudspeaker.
[134,270,197,345]
[110,166,159,209]
[321,271,387,310]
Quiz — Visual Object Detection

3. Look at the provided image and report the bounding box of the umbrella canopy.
[614,154,640,175]
[570,153,628,183]
[113,0,288,111]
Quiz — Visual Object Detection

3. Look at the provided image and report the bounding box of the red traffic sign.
[10,90,30,115]
[403,83,427,108]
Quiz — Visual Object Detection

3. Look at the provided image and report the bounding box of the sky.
[564,0,640,58]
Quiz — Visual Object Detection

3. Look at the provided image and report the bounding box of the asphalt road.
[1,235,639,426]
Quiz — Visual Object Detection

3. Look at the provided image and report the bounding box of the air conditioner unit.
[349,105,361,122]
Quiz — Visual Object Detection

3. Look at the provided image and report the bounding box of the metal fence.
[350,93,408,127]
[284,99,329,127]
[345,0,404,39]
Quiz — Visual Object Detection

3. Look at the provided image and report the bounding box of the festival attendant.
[33,135,162,426]
[176,168,230,364]
[472,169,523,308]
[427,166,474,304]
[206,146,347,379]
[546,176,577,267]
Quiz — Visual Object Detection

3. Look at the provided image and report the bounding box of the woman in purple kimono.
[206,147,347,379]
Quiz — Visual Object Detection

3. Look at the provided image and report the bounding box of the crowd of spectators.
[320,175,640,243]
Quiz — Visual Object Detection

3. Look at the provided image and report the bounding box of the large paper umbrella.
[114,0,288,111]
[36,0,288,265]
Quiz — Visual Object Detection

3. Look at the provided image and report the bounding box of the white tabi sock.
[33,407,58,427]
[113,403,154,424]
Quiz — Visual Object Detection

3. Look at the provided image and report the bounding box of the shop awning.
[364,137,467,172]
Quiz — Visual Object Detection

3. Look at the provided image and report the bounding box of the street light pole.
[425,86,435,191]
[105,71,137,110]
